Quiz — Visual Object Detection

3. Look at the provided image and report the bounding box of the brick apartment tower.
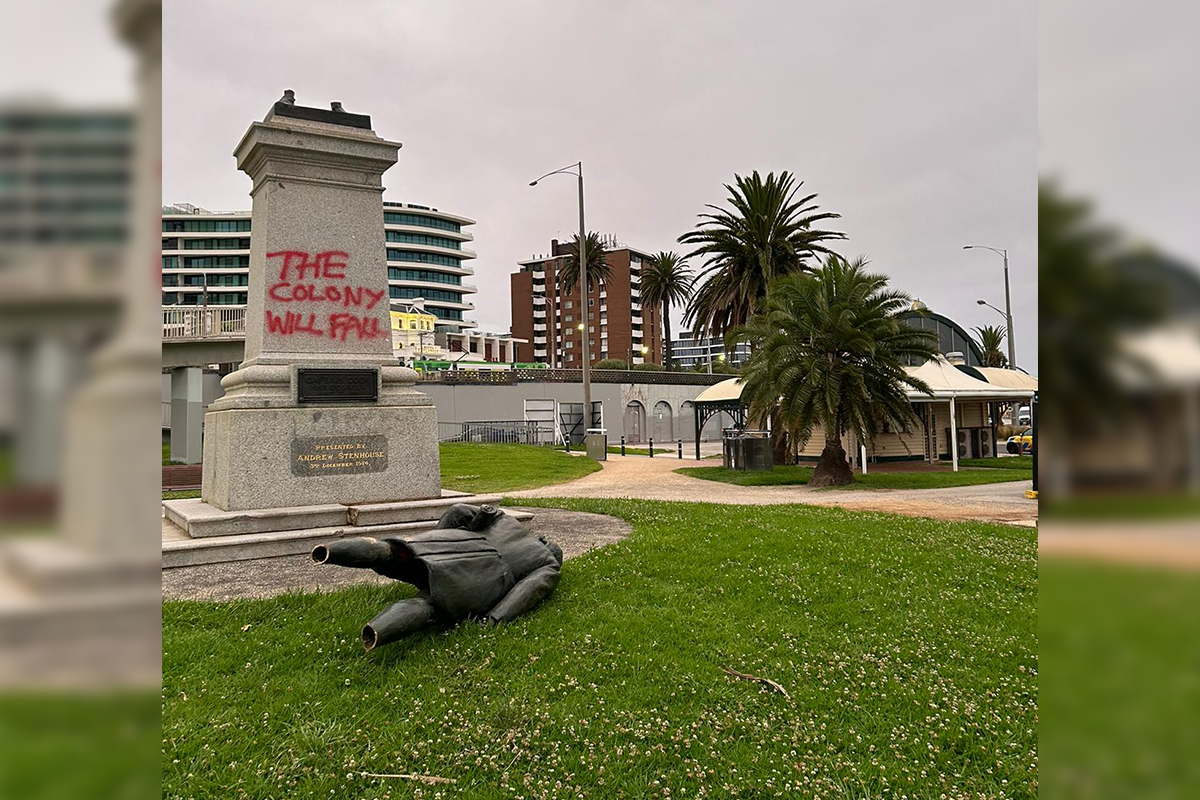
[510,238,661,367]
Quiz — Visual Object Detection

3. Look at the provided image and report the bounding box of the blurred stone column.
[0,0,163,688]
[58,0,163,552]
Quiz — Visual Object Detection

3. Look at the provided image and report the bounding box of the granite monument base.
[200,403,439,512]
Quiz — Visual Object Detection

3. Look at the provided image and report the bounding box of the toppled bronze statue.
[312,504,563,650]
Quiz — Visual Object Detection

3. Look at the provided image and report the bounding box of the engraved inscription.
[297,368,378,403]
[291,435,388,477]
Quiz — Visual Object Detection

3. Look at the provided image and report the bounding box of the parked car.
[1006,428,1034,455]
[1016,405,1031,426]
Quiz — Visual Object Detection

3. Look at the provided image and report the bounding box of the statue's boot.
[362,595,436,651]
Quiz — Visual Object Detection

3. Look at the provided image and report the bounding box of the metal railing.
[437,420,555,445]
[418,368,728,386]
[162,307,247,340]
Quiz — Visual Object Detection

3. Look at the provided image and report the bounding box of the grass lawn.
[676,464,1032,490]
[163,499,1037,798]
[1041,559,1200,796]
[163,442,182,466]
[163,443,600,502]
[1043,493,1200,520]
[424,442,601,495]
[956,456,1033,471]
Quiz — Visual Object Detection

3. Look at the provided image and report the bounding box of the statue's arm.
[485,564,561,624]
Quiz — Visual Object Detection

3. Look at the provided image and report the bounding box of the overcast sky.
[156,1,1037,369]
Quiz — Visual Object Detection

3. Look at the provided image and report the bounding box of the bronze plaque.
[297,368,378,403]
[291,435,388,477]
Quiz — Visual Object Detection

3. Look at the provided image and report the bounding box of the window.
[183,255,248,269]
[386,249,463,268]
[588,298,595,307]
[383,211,461,232]
[565,300,573,309]
[388,286,464,304]
[588,326,595,333]
[162,256,178,268]
[182,237,250,250]
[565,315,573,323]
[162,218,250,233]
[387,268,463,285]
[410,321,418,330]
[565,341,574,349]
[384,230,462,250]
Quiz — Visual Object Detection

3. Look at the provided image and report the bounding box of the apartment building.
[509,237,661,367]
[161,200,480,332]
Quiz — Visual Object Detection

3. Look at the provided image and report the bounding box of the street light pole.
[532,162,591,433]
[577,166,590,427]
[963,245,1017,368]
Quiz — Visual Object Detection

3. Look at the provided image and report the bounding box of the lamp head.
[528,181,538,187]
[963,245,973,250]
[577,323,585,331]
[976,299,986,305]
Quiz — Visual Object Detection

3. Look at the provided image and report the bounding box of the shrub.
[594,358,629,370]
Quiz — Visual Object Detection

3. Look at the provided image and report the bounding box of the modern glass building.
[670,330,751,370]
[161,200,479,332]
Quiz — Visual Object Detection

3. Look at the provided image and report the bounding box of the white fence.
[162,307,246,340]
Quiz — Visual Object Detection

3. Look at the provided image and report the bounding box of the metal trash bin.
[585,428,608,461]
[722,429,772,471]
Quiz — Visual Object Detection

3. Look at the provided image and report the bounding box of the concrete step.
[162,489,484,538]
[162,508,533,568]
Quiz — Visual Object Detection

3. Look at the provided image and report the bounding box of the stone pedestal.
[199,96,440,514]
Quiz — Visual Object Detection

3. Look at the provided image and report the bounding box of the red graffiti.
[267,281,385,309]
[262,249,391,341]
[266,250,348,281]
[266,310,324,337]
[329,313,389,342]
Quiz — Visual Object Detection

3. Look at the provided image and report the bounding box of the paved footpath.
[509,455,1038,526]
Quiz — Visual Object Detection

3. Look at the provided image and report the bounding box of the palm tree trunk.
[808,423,854,487]
[662,301,673,371]
[769,407,791,465]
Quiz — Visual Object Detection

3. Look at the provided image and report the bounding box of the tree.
[1039,180,1163,434]
[679,170,845,342]
[558,231,613,294]
[973,324,1008,368]
[640,251,694,371]
[735,256,939,487]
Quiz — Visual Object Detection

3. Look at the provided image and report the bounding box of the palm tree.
[734,256,939,487]
[679,170,845,341]
[558,231,613,294]
[640,252,694,371]
[973,325,1008,368]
